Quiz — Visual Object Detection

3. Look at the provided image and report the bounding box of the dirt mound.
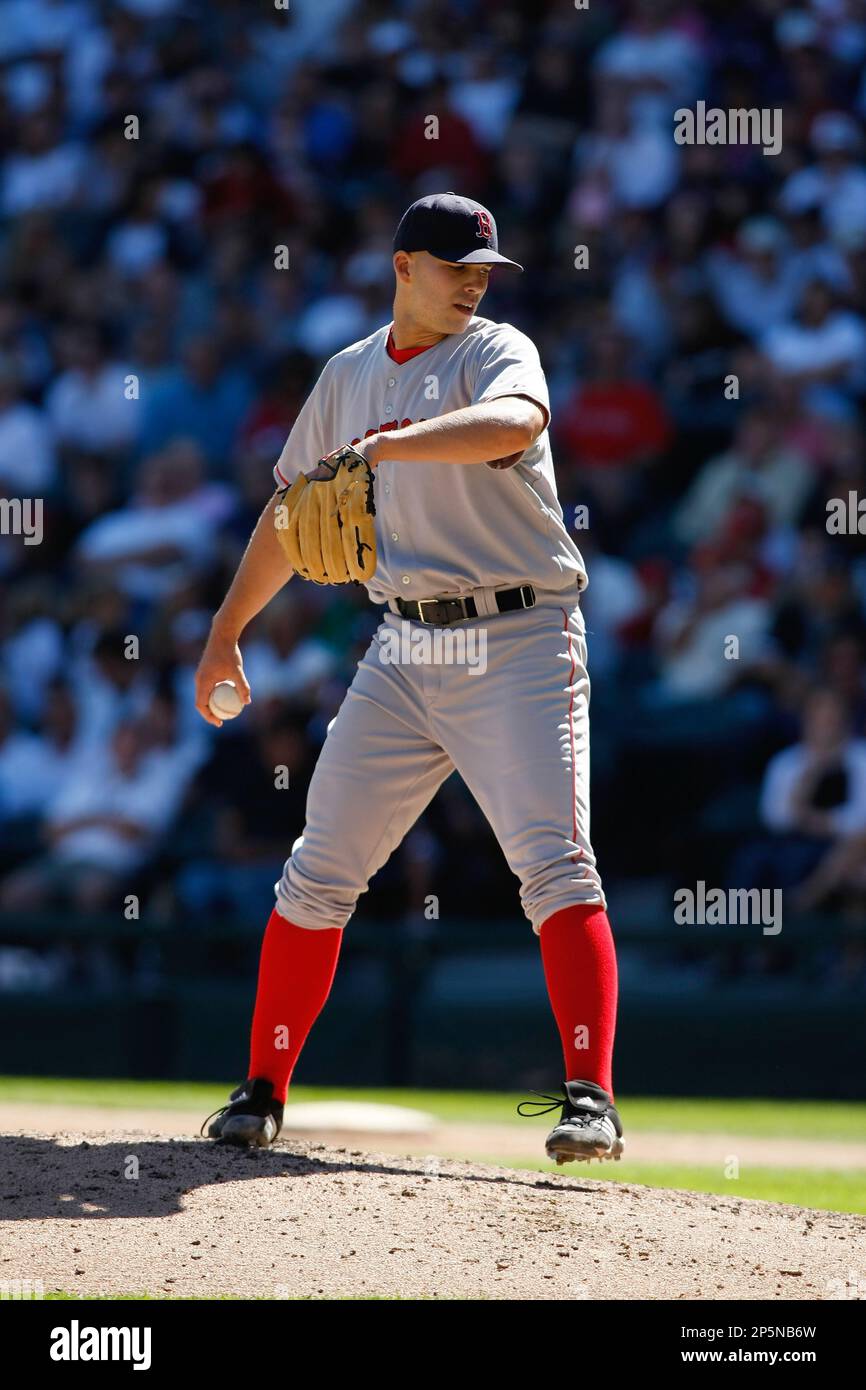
[1,1129,862,1300]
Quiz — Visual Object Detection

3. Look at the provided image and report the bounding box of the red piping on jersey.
[562,607,584,869]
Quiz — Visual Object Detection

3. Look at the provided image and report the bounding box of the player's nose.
[461,276,486,300]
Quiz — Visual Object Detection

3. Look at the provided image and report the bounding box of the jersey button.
[384,484,391,494]
[401,575,411,585]
[391,532,399,541]
[387,377,396,387]
[384,404,393,415]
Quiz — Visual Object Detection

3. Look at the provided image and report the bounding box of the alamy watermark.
[1,1279,44,1299]
[826,492,866,535]
[50,1322,151,1369]
[378,619,487,674]
[825,1269,866,1299]
[0,497,42,544]
[674,881,782,936]
[674,102,782,157]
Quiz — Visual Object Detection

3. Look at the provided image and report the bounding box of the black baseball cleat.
[200,1077,284,1148]
[518,1079,624,1165]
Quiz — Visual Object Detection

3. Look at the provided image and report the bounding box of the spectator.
[767,537,864,685]
[44,322,138,457]
[729,689,866,910]
[238,351,317,466]
[674,406,812,547]
[139,681,209,787]
[571,529,645,680]
[136,334,253,470]
[103,181,170,281]
[392,77,488,189]
[555,325,672,539]
[652,525,772,702]
[0,578,64,722]
[242,589,337,705]
[755,276,866,408]
[0,717,189,913]
[760,690,866,841]
[707,217,801,341]
[1,110,86,216]
[0,355,55,492]
[659,290,740,449]
[570,81,680,214]
[592,0,705,126]
[448,48,521,152]
[68,627,155,751]
[74,443,230,603]
[177,710,313,921]
[0,683,83,827]
[779,111,866,243]
[293,270,378,358]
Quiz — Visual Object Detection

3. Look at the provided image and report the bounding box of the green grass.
[1,1077,865,1141]
[477,1157,866,1215]
[612,1098,866,1142]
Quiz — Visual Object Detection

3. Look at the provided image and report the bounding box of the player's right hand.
[194,627,252,728]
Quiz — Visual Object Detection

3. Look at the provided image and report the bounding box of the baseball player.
[197,193,624,1165]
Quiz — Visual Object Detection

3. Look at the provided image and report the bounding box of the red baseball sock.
[247,908,343,1103]
[538,903,618,1099]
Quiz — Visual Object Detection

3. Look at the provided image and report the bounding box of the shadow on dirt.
[0,1134,599,1220]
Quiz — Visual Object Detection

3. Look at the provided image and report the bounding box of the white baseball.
[209,680,245,720]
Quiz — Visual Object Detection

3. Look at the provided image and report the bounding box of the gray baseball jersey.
[272,316,588,604]
[270,315,604,934]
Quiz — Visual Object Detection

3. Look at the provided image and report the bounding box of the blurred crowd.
[2,0,866,991]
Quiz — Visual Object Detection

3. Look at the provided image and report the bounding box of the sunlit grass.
[1,1077,864,1141]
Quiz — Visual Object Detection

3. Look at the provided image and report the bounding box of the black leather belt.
[395,584,536,626]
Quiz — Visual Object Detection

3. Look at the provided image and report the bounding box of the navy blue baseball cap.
[393,192,523,270]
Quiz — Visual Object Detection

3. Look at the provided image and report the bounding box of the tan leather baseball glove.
[274,444,377,584]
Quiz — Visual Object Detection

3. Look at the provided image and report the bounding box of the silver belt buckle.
[416,598,437,625]
[417,595,470,625]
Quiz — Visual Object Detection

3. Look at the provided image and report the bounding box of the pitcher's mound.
[0,1129,861,1301]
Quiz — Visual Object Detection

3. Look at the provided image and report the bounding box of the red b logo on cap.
[473,209,493,243]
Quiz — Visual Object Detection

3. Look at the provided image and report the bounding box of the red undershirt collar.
[386,326,438,364]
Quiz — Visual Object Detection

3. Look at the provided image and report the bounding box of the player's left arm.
[358,395,547,469]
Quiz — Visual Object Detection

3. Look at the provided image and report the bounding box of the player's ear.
[393,250,414,285]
